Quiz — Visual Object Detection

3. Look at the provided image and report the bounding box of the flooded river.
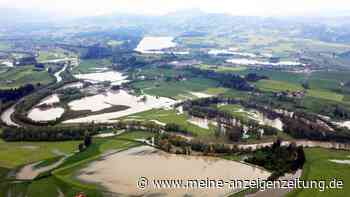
[54,64,68,83]
[0,105,19,127]
[78,146,270,197]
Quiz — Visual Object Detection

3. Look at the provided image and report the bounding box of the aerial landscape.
[1,0,350,196]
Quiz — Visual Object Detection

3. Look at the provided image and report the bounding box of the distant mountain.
[3,8,350,45]
[339,51,350,59]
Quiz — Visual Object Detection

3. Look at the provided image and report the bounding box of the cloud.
[1,0,350,17]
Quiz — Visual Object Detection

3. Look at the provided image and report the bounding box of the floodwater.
[37,94,60,106]
[226,58,304,66]
[189,107,283,131]
[135,37,177,54]
[253,111,283,131]
[0,63,69,126]
[189,91,212,98]
[187,116,213,129]
[0,61,14,67]
[239,140,350,151]
[247,169,302,197]
[74,71,128,85]
[336,121,350,129]
[17,157,66,180]
[60,82,84,90]
[209,49,257,58]
[27,107,64,121]
[0,105,19,127]
[78,146,270,197]
[64,90,176,123]
[54,64,68,83]
[329,159,350,164]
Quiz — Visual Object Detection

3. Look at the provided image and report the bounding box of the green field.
[0,131,152,197]
[256,79,303,92]
[36,51,67,62]
[107,40,124,47]
[132,77,219,99]
[53,131,149,197]
[0,65,55,89]
[121,109,215,136]
[307,89,344,102]
[287,148,350,197]
[0,42,11,50]
[73,59,112,74]
[218,104,252,121]
[205,87,229,95]
[196,64,247,73]
[0,139,80,168]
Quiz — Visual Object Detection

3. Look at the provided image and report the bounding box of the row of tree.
[0,84,35,103]
[155,133,244,155]
[1,125,103,141]
[245,139,305,179]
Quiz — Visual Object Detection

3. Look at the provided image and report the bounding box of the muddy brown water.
[78,146,271,197]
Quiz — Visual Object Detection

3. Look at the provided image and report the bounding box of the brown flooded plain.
[78,146,270,197]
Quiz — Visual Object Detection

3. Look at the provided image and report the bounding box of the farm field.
[2,8,350,197]
[0,65,55,89]
[131,77,219,99]
[287,148,350,197]
[52,131,148,197]
[72,59,112,74]
[0,139,80,168]
[255,79,303,92]
[121,109,215,136]
[218,104,252,121]
[196,64,247,73]
[0,131,151,197]
[36,50,67,62]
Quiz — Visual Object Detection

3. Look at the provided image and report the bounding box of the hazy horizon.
[1,0,350,18]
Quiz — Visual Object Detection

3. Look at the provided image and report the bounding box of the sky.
[1,0,350,17]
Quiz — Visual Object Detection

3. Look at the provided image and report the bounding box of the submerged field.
[121,109,215,136]
[0,131,153,197]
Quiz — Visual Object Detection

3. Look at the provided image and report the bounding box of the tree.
[78,143,85,152]
[84,132,92,147]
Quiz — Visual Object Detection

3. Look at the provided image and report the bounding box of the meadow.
[0,139,80,168]
[0,65,55,89]
[287,148,350,197]
[72,59,112,74]
[255,79,303,92]
[121,109,215,136]
[131,77,219,99]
